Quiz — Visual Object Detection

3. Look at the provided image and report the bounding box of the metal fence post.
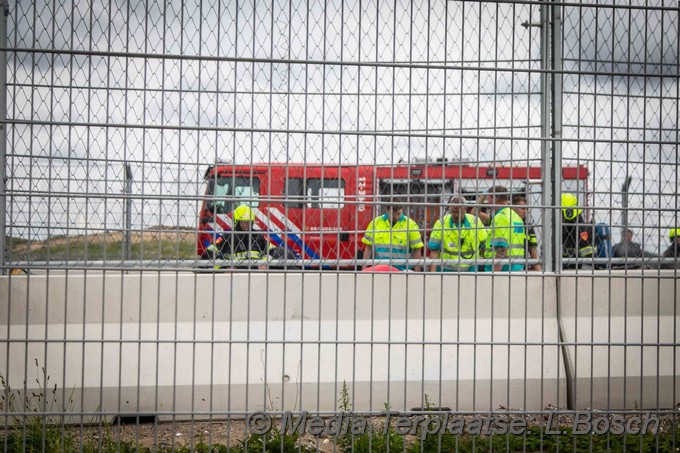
[0,1,7,275]
[621,175,632,236]
[540,2,554,272]
[124,163,132,261]
[552,0,563,272]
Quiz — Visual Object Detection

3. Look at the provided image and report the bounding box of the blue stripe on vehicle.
[264,232,306,259]
[277,234,305,257]
[268,234,283,246]
[286,233,320,259]
[268,234,301,259]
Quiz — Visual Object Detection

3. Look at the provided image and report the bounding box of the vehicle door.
[280,166,352,261]
[198,170,265,255]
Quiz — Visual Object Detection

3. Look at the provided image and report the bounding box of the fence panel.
[1,1,678,452]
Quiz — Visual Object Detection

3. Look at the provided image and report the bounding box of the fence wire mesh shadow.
[1,1,678,452]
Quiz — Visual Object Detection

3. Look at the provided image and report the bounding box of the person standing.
[561,193,596,269]
[484,186,526,272]
[362,197,424,271]
[470,193,492,226]
[512,195,542,271]
[428,195,488,272]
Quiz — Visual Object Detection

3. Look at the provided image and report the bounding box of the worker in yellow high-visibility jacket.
[662,228,680,269]
[663,228,680,258]
[484,186,526,271]
[512,195,542,271]
[428,195,487,272]
[362,196,424,271]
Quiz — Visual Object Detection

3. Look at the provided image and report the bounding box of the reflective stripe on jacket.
[362,213,424,269]
[562,216,595,259]
[230,250,263,261]
[526,225,538,248]
[428,213,488,271]
[217,229,270,265]
[484,206,526,271]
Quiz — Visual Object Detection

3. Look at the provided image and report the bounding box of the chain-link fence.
[1,1,678,452]
[3,1,678,271]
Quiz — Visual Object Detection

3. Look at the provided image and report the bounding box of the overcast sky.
[6,0,679,252]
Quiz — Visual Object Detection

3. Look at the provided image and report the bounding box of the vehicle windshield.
[206,175,260,214]
[378,180,454,230]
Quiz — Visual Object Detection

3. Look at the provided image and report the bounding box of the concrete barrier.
[0,272,564,420]
[559,270,680,410]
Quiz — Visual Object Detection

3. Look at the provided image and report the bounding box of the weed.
[0,361,141,453]
[339,380,352,412]
[407,422,680,453]
[343,423,405,453]
[232,426,313,453]
[0,360,76,452]
[336,385,404,453]
[193,443,229,453]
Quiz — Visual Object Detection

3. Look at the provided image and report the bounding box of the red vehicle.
[197,161,589,264]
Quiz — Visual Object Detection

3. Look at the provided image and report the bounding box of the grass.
[6,229,197,262]
[0,359,312,453]
[405,424,680,453]
[2,356,678,453]
[0,362,139,453]
[2,421,677,453]
[229,428,314,453]
[340,424,405,453]
[1,411,678,452]
[0,423,309,453]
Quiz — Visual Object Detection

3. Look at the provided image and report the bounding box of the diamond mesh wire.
[0,3,679,452]
[561,2,679,255]
[2,1,677,266]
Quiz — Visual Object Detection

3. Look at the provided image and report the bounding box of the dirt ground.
[75,409,678,452]
[82,418,343,452]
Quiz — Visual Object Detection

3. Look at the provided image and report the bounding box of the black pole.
[621,175,632,236]
[124,163,132,261]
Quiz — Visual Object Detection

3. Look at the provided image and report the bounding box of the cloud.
[563,2,678,76]
[5,0,679,245]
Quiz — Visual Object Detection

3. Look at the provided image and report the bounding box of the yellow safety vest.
[428,213,488,271]
[485,207,526,271]
[362,214,424,270]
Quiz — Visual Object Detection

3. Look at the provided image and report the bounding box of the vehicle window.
[378,182,409,197]
[460,182,526,202]
[284,178,305,209]
[306,179,345,209]
[285,177,346,209]
[207,176,260,213]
